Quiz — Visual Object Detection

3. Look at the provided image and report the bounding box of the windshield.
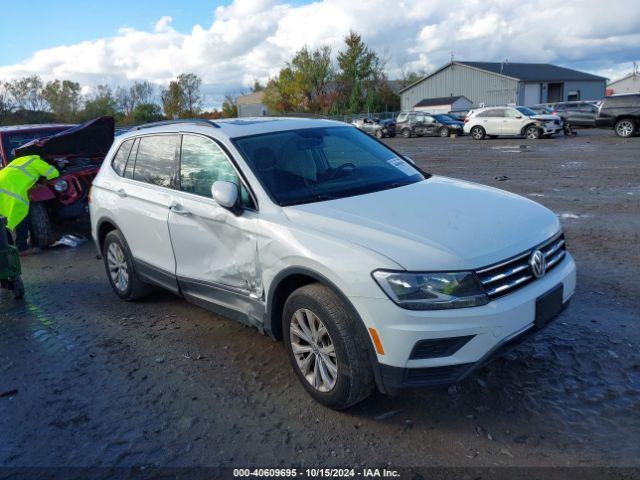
[2,128,71,161]
[516,107,537,116]
[234,126,426,206]
[434,114,455,123]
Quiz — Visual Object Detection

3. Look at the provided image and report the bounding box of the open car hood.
[15,116,115,160]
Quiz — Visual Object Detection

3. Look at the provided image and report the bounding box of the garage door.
[523,83,541,106]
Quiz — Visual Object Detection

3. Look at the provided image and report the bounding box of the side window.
[124,138,139,179]
[111,139,134,176]
[133,135,178,188]
[179,135,254,208]
[505,109,520,118]
[424,116,435,124]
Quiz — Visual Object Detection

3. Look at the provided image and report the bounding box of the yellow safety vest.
[0,155,59,229]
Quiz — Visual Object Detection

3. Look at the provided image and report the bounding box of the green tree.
[161,73,203,118]
[82,84,117,120]
[42,79,81,121]
[116,80,155,119]
[336,31,381,113]
[5,75,46,111]
[262,67,302,114]
[221,94,238,118]
[132,102,163,123]
[161,80,183,119]
[290,45,333,112]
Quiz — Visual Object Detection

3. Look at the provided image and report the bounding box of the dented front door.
[167,134,263,324]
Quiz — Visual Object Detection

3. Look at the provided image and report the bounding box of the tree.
[117,80,155,119]
[0,83,12,123]
[5,75,46,111]
[221,94,238,118]
[161,73,203,118]
[262,67,301,114]
[336,31,381,113]
[251,79,265,92]
[290,45,334,112]
[42,79,81,121]
[82,84,117,120]
[132,102,163,123]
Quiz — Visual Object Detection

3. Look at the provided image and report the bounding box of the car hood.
[283,176,560,271]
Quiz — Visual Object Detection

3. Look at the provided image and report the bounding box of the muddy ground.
[0,129,638,472]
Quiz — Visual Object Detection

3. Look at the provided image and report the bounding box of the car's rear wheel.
[29,202,53,248]
[470,126,486,140]
[525,125,541,139]
[103,230,151,301]
[614,118,637,137]
[283,283,374,409]
[401,128,411,138]
[439,127,450,137]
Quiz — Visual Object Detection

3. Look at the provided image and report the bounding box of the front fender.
[29,185,56,202]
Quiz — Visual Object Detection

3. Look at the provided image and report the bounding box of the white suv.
[90,118,576,409]
[464,106,563,139]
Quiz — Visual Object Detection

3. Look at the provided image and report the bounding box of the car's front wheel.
[29,202,53,248]
[614,118,637,138]
[283,283,374,409]
[401,128,411,138]
[102,230,151,301]
[439,127,450,137]
[525,125,541,139]
[470,126,486,140]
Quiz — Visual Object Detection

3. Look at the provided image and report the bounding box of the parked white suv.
[464,106,563,139]
[90,118,576,409]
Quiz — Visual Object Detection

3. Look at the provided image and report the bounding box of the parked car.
[91,117,576,409]
[540,101,598,128]
[447,110,470,122]
[464,106,562,140]
[0,117,114,247]
[595,93,640,137]
[396,111,463,138]
[351,117,396,138]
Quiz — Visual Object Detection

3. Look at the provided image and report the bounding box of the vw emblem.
[529,249,547,278]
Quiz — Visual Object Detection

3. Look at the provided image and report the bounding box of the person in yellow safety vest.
[0,154,59,255]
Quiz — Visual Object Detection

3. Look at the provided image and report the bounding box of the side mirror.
[515,115,522,119]
[212,181,241,214]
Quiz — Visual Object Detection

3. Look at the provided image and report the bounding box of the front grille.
[476,233,566,300]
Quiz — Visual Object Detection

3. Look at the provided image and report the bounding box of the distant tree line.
[0,73,238,126]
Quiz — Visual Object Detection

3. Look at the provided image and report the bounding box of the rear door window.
[111,139,134,176]
[133,135,179,188]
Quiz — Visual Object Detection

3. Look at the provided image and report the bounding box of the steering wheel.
[325,162,356,180]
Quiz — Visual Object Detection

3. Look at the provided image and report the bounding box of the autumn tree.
[82,84,118,120]
[161,73,203,118]
[5,75,47,111]
[42,79,81,121]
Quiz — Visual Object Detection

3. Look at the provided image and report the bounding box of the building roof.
[608,72,640,86]
[458,61,607,82]
[414,95,471,108]
[236,91,265,105]
[399,61,607,94]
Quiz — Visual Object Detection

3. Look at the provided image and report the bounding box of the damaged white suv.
[90,118,576,409]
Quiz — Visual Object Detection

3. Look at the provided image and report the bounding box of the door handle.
[116,188,127,198]
[170,203,191,216]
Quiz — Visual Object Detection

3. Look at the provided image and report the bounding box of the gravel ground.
[0,129,638,472]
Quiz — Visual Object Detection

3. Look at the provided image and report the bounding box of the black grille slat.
[477,234,567,300]
[409,335,475,360]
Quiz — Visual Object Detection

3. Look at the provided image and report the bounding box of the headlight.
[372,270,489,310]
[53,179,68,192]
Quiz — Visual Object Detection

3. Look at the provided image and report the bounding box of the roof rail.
[133,118,220,130]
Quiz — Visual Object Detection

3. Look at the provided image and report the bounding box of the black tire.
[401,128,411,138]
[524,125,541,139]
[438,127,450,137]
[283,283,374,409]
[470,125,486,140]
[29,202,53,248]
[375,129,383,139]
[614,118,637,138]
[102,230,151,301]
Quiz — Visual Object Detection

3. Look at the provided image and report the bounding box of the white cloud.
[0,0,638,107]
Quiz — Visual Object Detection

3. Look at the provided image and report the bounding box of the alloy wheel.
[439,128,449,137]
[107,242,129,293]
[616,120,634,137]
[471,127,484,139]
[289,308,338,392]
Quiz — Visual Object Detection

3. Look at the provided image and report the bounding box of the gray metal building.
[400,61,607,110]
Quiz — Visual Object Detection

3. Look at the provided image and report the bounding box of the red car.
[0,117,114,247]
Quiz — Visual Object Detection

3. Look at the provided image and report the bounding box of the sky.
[1,0,639,108]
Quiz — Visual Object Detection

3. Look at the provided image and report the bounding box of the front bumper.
[351,252,576,393]
[540,122,563,134]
